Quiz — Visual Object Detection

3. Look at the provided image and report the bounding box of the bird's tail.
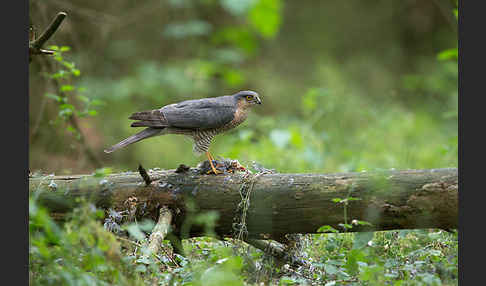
[104,128,163,153]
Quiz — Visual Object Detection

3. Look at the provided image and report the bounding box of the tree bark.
[29,167,458,240]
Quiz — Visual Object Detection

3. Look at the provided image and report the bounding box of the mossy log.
[29,167,458,240]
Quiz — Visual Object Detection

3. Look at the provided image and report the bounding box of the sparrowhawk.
[104,90,261,174]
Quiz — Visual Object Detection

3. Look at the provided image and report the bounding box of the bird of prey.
[104,90,261,174]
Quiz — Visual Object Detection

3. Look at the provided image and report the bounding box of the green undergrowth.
[29,194,458,286]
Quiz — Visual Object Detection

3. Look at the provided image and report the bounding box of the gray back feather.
[160,95,237,129]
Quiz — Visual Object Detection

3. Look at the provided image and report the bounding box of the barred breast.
[192,129,216,155]
[191,105,250,155]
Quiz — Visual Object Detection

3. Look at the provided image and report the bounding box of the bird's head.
[233,90,261,107]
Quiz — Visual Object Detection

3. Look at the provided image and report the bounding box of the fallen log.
[29,167,458,240]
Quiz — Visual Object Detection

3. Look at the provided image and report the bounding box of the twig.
[246,239,307,268]
[29,12,67,61]
[431,0,457,32]
[116,235,143,247]
[31,12,67,50]
[138,164,152,186]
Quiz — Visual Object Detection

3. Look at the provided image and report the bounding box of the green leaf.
[58,105,74,117]
[212,27,258,55]
[91,99,105,106]
[355,220,372,226]
[324,263,340,275]
[51,70,68,79]
[317,225,338,233]
[60,46,71,52]
[94,167,113,177]
[136,257,152,265]
[338,223,353,230]
[62,61,75,69]
[352,232,374,249]
[77,95,90,103]
[123,224,146,241]
[44,93,61,102]
[60,85,74,92]
[248,0,282,38]
[437,48,458,61]
[66,125,76,134]
[59,103,74,110]
[222,69,245,87]
[344,249,366,275]
[134,264,147,273]
[220,0,256,16]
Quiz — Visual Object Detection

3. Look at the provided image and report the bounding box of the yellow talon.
[206,151,222,174]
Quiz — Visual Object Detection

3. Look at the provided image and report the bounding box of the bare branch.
[30,168,458,238]
[31,12,67,50]
[146,206,173,256]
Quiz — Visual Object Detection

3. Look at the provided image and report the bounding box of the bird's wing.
[129,96,236,129]
[128,109,169,128]
[161,97,236,129]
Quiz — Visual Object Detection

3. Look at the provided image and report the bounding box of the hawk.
[104,90,261,174]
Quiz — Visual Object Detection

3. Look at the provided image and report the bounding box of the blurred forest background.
[29,1,458,285]
[29,0,458,175]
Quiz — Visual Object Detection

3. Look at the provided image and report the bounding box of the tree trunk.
[29,167,458,240]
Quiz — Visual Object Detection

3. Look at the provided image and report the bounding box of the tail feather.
[104,128,163,153]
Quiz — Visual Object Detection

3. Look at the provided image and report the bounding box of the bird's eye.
[246,95,253,100]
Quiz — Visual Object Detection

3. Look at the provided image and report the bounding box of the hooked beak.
[256,96,262,105]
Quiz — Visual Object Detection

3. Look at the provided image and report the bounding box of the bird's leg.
[206,151,222,174]
[207,152,215,162]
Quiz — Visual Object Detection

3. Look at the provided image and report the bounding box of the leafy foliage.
[29,0,458,284]
[43,45,104,139]
[29,192,458,285]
